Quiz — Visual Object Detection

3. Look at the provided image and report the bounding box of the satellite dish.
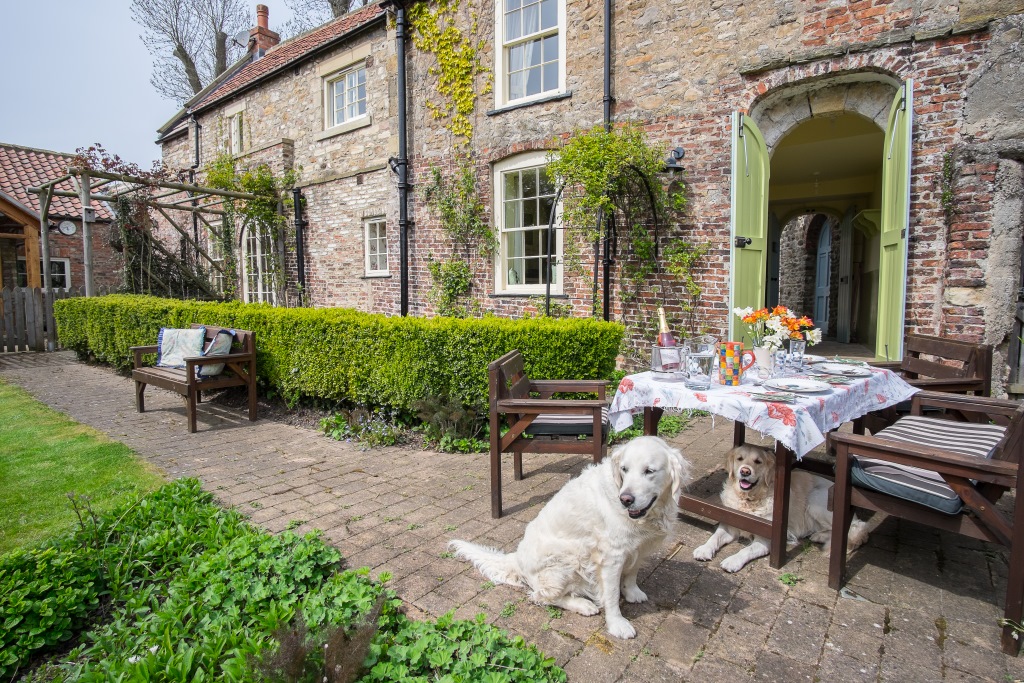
[231,29,251,48]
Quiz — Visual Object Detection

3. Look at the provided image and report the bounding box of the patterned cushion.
[197,329,235,378]
[525,408,610,438]
[851,415,1007,515]
[156,327,206,368]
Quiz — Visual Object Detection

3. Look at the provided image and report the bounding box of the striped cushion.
[851,416,1007,515]
[525,408,610,438]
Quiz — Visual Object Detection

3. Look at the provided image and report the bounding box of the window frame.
[492,151,563,295]
[324,62,368,131]
[241,221,277,305]
[363,217,389,277]
[17,257,71,290]
[227,111,245,155]
[494,0,566,107]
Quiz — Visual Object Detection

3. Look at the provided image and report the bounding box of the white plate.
[804,354,826,364]
[817,363,872,377]
[763,378,832,393]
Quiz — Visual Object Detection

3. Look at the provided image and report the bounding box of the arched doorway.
[730,76,912,361]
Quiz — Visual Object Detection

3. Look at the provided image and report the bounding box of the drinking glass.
[683,338,715,390]
[772,348,788,378]
[789,339,807,372]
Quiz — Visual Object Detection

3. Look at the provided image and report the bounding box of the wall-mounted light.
[664,147,685,173]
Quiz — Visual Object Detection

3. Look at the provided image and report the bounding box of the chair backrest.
[190,323,254,355]
[902,333,992,395]
[488,350,530,409]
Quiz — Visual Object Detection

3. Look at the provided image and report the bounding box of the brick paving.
[2,350,1020,682]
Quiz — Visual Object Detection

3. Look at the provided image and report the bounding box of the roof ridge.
[0,141,76,159]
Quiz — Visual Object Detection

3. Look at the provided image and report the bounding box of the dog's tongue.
[739,479,753,490]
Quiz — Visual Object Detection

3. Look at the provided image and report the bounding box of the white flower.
[733,307,753,318]
[806,328,822,346]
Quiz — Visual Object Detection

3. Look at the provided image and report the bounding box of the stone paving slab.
[1,350,1019,682]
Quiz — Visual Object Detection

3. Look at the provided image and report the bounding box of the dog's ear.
[610,443,625,488]
[665,443,692,499]
[762,447,776,489]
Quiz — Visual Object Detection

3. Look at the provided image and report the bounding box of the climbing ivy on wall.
[408,0,491,142]
[204,154,298,300]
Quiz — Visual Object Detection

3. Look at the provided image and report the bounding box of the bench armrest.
[871,361,903,372]
[910,391,1020,418]
[830,431,1018,486]
[181,352,254,364]
[130,345,159,369]
[906,376,985,393]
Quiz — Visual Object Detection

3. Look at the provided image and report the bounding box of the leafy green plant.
[610,413,690,443]
[54,294,624,415]
[427,257,475,318]
[412,392,488,453]
[320,409,407,449]
[779,572,802,587]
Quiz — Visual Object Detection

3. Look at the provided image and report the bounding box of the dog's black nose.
[620,493,634,508]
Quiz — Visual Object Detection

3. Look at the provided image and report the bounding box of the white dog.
[693,444,870,572]
[450,436,691,639]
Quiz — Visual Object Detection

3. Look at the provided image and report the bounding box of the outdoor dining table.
[607,362,919,568]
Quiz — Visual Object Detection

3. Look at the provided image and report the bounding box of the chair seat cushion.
[525,408,610,438]
[851,415,1007,515]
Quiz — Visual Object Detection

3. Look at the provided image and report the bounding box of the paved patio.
[1,350,1020,682]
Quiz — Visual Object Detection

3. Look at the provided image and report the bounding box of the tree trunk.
[173,43,203,94]
[328,0,350,17]
[214,30,228,76]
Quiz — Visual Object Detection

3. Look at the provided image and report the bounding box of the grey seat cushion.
[851,415,1006,515]
[525,408,610,438]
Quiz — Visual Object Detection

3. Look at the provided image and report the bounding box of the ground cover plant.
[1,479,566,682]
[0,380,163,555]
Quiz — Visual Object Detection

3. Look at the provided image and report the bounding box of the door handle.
[735,236,752,248]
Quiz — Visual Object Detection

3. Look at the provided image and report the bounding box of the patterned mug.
[719,341,755,385]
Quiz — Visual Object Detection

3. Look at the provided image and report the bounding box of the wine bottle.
[657,307,676,347]
[656,307,680,371]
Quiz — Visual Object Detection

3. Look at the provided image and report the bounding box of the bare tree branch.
[279,0,365,38]
[132,0,251,104]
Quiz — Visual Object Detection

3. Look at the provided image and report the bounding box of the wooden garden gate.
[0,287,78,352]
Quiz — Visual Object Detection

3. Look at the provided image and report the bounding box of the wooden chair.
[859,333,993,434]
[829,391,1024,655]
[488,350,609,518]
[131,324,257,433]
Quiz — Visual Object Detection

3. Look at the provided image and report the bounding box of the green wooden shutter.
[729,112,770,340]
[876,80,913,361]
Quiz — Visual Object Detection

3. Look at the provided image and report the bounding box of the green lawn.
[0,379,164,555]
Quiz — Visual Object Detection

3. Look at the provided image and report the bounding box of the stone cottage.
[156,0,1024,390]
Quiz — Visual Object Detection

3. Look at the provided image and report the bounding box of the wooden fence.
[0,287,83,353]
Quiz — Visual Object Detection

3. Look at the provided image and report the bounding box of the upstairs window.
[497,0,563,106]
[325,64,367,128]
[226,111,245,155]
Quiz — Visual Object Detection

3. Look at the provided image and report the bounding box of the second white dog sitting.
[450,436,691,639]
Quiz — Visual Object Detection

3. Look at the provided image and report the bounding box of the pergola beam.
[34,189,227,216]
[64,167,261,201]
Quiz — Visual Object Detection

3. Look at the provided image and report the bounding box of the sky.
[0,0,293,169]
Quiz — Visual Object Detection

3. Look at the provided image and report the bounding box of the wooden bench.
[130,324,257,433]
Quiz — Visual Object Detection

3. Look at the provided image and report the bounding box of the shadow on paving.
[1,350,1019,683]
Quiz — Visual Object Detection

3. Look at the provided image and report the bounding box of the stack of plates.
[816,363,872,378]
[762,378,832,393]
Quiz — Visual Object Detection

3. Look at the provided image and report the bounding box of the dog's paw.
[719,555,748,573]
[692,544,715,562]
[562,596,600,616]
[606,616,637,639]
[622,586,648,603]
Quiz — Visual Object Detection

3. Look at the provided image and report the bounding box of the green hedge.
[54,295,624,411]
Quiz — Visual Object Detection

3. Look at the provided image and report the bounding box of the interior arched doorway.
[730,74,911,361]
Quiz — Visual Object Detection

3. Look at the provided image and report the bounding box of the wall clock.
[58,220,77,236]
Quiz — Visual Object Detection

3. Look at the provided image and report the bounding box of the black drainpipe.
[393,0,412,316]
[291,188,307,300]
[600,0,614,321]
[190,115,201,274]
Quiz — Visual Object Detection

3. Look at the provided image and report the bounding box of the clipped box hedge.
[54,295,624,412]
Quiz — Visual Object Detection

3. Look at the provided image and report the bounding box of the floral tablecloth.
[608,368,918,458]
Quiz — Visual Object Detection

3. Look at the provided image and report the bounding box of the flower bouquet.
[733,305,822,351]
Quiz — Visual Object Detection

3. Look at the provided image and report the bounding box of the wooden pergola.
[27,168,263,297]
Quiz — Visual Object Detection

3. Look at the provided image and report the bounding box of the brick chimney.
[249,4,280,54]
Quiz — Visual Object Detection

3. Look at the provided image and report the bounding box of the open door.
[875,80,913,361]
[729,112,770,340]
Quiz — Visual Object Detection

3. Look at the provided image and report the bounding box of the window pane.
[540,0,556,29]
[505,11,520,41]
[542,61,558,91]
[526,39,542,66]
[504,200,521,229]
[523,1,539,34]
[357,67,366,84]
[524,66,541,97]
[524,228,541,256]
[525,257,540,283]
[507,0,521,10]
[523,197,537,227]
[508,71,524,101]
[543,34,558,61]
[356,83,366,102]
[539,169,554,195]
[509,43,523,72]
[504,170,520,199]
[539,196,553,225]
[522,168,537,198]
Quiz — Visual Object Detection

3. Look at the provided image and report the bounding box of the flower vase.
[752,346,774,379]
